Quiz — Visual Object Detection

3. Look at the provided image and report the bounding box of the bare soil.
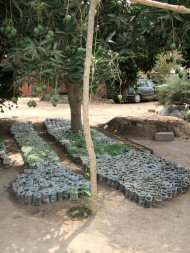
[106,116,190,139]
[0,99,190,253]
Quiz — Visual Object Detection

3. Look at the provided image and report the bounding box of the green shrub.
[69,206,92,218]
[156,74,190,105]
[187,110,190,121]
[0,138,5,151]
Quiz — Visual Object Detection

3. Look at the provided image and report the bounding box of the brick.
[155,132,174,141]
[148,109,156,113]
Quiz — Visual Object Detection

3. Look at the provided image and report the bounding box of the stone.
[157,105,187,120]
[148,109,156,113]
[155,132,174,141]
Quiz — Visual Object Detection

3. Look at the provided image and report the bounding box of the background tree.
[0,36,21,109]
[1,0,190,124]
[96,0,190,92]
[151,51,180,83]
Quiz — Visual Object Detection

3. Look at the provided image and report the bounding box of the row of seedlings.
[44,118,130,162]
[11,122,59,167]
[44,118,190,208]
[10,122,91,205]
[0,138,11,166]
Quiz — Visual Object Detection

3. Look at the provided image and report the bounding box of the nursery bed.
[10,122,90,205]
[44,118,190,208]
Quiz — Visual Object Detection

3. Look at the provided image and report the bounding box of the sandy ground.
[0,98,190,253]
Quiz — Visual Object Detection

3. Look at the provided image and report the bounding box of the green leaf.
[71,209,81,217]
[83,189,92,198]
[172,14,184,22]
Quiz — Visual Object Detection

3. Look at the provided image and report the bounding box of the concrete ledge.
[155,132,174,141]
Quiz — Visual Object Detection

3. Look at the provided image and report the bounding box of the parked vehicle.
[113,79,156,103]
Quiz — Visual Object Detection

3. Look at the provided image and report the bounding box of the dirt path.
[0,99,190,253]
[131,138,190,169]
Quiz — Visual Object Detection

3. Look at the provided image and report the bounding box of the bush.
[156,74,190,105]
[187,110,190,121]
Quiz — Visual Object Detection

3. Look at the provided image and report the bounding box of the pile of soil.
[106,116,190,139]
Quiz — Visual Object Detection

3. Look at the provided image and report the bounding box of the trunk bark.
[83,0,100,213]
[66,83,82,131]
[131,0,190,14]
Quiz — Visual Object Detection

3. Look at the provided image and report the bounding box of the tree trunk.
[132,0,190,14]
[83,0,100,213]
[66,83,82,131]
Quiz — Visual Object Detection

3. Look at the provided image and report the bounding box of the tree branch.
[131,0,190,14]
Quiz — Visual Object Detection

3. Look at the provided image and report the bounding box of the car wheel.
[113,98,119,103]
[134,94,141,103]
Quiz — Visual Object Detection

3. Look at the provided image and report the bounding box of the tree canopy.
[97,0,190,88]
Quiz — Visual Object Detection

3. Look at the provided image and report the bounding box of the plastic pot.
[153,196,162,207]
[165,190,173,201]
[144,195,153,208]
[181,182,188,193]
[111,179,120,190]
[24,192,33,204]
[107,177,112,187]
[97,174,103,183]
[50,192,57,203]
[41,194,50,204]
[134,191,139,203]
[177,187,183,194]
[128,188,136,201]
[102,175,108,184]
[70,193,79,201]
[138,192,146,206]
[119,182,125,193]
[63,191,70,199]
[33,194,42,206]
[57,191,64,201]
[172,187,177,198]
[159,192,167,202]
[124,187,130,199]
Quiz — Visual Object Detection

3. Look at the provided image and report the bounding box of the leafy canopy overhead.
[0,0,190,104]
